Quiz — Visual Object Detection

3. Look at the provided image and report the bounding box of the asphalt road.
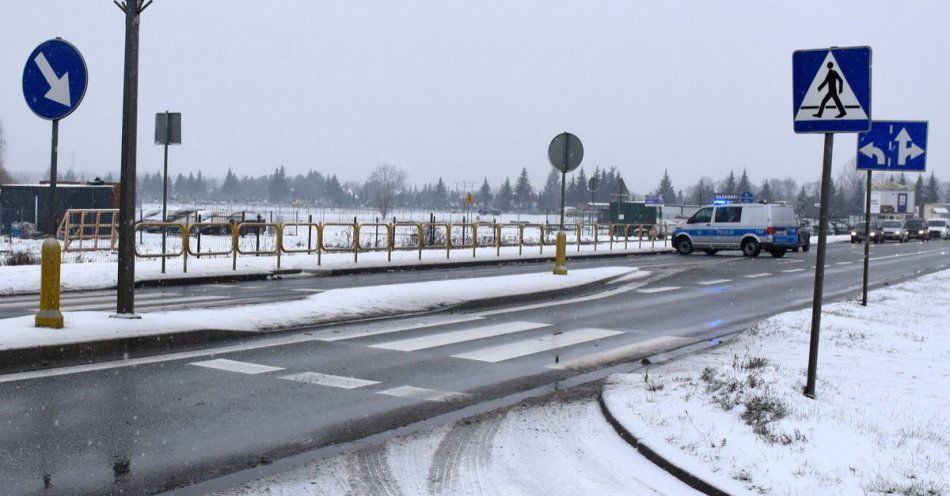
[0,240,947,495]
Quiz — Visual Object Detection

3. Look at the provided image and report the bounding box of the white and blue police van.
[671,202,799,257]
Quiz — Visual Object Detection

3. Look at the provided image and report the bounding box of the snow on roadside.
[808,233,851,244]
[603,269,950,495]
[0,266,639,351]
[213,397,699,496]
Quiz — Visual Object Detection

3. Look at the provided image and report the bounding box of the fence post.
[353,221,360,263]
[624,224,629,250]
[231,223,238,271]
[317,223,323,266]
[445,223,451,259]
[307,214,313,253]
[639,224,643,249]
[518,224,524,255]
[417,223,423,260]
[576,223,582,252]
[387,223,393,262]
[276,223,283,270]
[496,224,501,257]
[539,224,544,254]
[472,223,477,258]
[594,223,598,251]
[182,224,189,273]
[196,213,202,259]
[35,238,64,329]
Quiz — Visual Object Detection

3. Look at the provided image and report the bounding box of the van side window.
[688,207,713,224]
[714,206,742,223]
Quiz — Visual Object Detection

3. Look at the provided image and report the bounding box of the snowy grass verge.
[0,266,638,352]
[603,269,950,495]
[808,234,851,245]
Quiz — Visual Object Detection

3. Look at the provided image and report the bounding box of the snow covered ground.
[0,266,637,352]
[213,390,698,496]
[603,269,950,495]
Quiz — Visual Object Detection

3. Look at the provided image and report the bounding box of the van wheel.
[675,237,693,255]
[770,248,787,258]
[741,239,761,257]
[703,248,718,256]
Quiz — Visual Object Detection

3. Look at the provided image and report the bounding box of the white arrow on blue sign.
[22,39,88,121]
[857,121,928,172]
[793,46,871,134]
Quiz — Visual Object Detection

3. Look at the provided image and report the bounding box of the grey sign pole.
[862,170,872,306]
[155,111,181,273]
[47,119,59,235]
[804,132,834,398]
[161,112,169,273]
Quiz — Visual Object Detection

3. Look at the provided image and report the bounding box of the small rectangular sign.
[155,112,182,145]
[856,120,927,172]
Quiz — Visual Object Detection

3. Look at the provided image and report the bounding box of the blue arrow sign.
[22,39,88,121]
[857,121,928,172]
[740,192,754,203]
[793,46,871,133]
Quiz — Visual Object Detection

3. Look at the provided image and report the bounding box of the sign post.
[856,120,928,306]
[793,46,872,399]
[587,175,600,224]
[22,38,88,235]
[155,112,182,274]
[547,132,584,275]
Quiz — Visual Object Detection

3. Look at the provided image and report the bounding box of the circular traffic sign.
[547,132,584,173]
[22,39,88,120]
[587,175,600,192]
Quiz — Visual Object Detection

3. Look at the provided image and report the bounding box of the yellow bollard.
[553,231,568,275]
[35,238,64,329]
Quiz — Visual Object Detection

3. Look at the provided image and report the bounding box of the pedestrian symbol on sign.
[813,62,845,118]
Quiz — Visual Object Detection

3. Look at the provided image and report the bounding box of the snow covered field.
[0,267,637,352]
[213,390,697,496]
[603,269,950,495]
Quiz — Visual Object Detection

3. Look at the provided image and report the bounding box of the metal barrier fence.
[132,221,669,272]
[58,208,120,252]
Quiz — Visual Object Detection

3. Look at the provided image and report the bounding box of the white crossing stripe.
[472,280,650,317]
[635,286,680,294]
[371,321,549,352]
[60,295,225,312]
[782,268,806,273]
[452,328,623,363]
[744,273,771,278]
[378,386,466,402]
[279,372,378,389]
[697,279,732,285]
[189,358,284,374]
[290,288,323,293]
[836,261,853,265]
[0,291,179,310]
[310,315,483,342]
[547,335,695,370]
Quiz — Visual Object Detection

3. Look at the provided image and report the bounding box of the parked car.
[927,219,950,239]
[903,219,929,241]
[672,202,799,258]
[792,222,811,252]
[880,220,908,243]
[850,223,884,243]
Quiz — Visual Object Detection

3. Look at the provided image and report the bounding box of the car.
[671,202,799,258]
[850,223,884,243]
[792,222,811,252]
[927,219,950,239]
[903,219,929,241]
[879,220,908,242]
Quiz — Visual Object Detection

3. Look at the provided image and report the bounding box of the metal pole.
[161,111,169,274]
[115,0,143,316]
[804,132,834,399]
[559,169,566,230]
[47,119,59,236]
[862,170,872,306]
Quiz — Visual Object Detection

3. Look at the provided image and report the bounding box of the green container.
[601,201,657,226]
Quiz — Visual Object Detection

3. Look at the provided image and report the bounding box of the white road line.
[547,335,694,370]
[290,288,323,293]
[836,261,853,265]
[452,328,623,363]
[189,358,284,374]
[378,386,466,402]
[279,372,378,389]
[371,321,549,352]
[0,291,177,309]
[311,315,483,342]
[697,279,731,285]
[472,280,651,317]
[782,268,806,273]
[635,286,680,294]
[744,273,770,278]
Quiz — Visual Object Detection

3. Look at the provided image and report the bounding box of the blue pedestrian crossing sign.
[793,46,871,133]
[857,121,928,172]
[22,39,88,121]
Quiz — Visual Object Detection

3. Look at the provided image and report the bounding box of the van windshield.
[928,220,946,227]
[881,221,902,228]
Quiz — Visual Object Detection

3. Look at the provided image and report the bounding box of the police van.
[672,203,799,257]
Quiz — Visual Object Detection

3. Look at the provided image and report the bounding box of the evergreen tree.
[722,170,738,195]
[513,167,534,211]
[433,177,448,208]
[737,169,752,195]
[541,169,561,212]
[495,178,513,211]
[759,180,773,202]
[324,174,344,205]
[220,168,241,200]
[477,178,493,205]
[570,168,588,205]
[173,173,186,199]
[924,172,940,203]
[268,166,290,203]
[914,175,925,206]
[898,172,907,185]
[655,169,676,203]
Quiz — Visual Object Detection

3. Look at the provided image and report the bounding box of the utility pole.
[113,0,152,317]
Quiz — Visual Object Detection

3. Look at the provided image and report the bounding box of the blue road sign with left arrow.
[793,46,871,134]
[857,121,928,172]
[22,39,88,121]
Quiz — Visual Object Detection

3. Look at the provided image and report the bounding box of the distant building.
[867,183,914,216]
[922,203,950,221]
[0,182,119,235]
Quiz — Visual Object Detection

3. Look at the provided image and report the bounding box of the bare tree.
[366,165,407,218]
[0,116,12,184]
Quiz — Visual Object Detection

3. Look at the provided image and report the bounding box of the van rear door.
[768,205,798,245]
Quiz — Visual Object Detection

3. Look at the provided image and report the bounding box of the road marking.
[60,295,226,312]
[471,277,654,317]
[370,321,549,352]
[378,386,466,402]
[279,372,378,389]
[452,328,623,363]
[635,286,680,294]
[744,273,770,278]
[0,291,179,310]
[547,335,694,370]
[782,268,806,273]
[311,315,483,341]
[697,279,731,285]
[290,288,323,293]
[836,261,853,265]
[189,358,284,374]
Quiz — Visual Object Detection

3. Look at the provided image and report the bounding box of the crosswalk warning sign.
[793,46,871,133]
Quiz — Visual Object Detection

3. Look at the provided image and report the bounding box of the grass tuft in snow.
[3,250,39,266]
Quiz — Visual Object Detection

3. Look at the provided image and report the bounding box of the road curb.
[596,390,733,496]
[0,270,632,375]
[135,269,303,288]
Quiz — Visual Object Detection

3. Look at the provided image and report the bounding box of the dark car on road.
[850,223,884,243]
[903,219,929,241]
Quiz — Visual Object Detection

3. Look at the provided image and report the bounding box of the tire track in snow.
[344,447,400,496]
[426,414,503,495]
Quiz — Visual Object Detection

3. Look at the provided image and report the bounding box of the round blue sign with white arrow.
[22,39,88,121]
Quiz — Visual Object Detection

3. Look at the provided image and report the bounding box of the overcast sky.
[1,1,947,192]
